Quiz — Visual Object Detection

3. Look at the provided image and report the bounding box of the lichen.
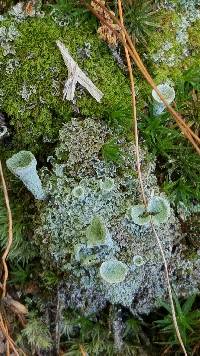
[148,196,171,225]
[100,177,115,192]
[34,117,200,315]
[100,259,128,284]
[6,150,46,200]
[128,196,171,226]
[132,255,145,267]
[86,216,107,247]
[129,205,151,226]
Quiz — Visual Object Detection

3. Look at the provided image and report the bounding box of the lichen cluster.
[35,117,200,315]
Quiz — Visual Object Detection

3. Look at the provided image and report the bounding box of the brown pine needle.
[79,344,87,356]
[150,223,188,356]
[117,1,187,354]
[0,312,19,356]
[0,160,15,356]
[117,0,146,206]
[0,160,13,299]
[0,162,27,356]
[4,321,10,356]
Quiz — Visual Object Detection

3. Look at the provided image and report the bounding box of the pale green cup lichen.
[152,83,175,115]
[148,196,171,225]
[129,196,171,226]
[129,204,151,225]
[100,259,128,284]
[100,177,115,193]
[86,216,107,247]
[6,150,46,200]
[132,255,145,267]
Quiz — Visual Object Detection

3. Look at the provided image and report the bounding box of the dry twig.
[57,40,103,102]
[0,311,19,356]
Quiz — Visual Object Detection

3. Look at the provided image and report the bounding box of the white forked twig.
[56,40,104,102]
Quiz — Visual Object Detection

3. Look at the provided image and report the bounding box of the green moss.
[0,14,131,154]
[188,19,200,50]
[0,190,37,264]
[20,313,52,350]
[147,9,180,54]
[101,139,122,163]
[60,24,131,121]
[133,4,200,205]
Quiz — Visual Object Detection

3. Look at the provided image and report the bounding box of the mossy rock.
[0,14,131,155]
[188,19,200,50]
[145,7,200,84]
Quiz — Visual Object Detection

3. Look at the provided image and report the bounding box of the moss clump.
[0,13,131,154]
[101,139,122,163]
[20,313,52,351]
[188,19,200,50]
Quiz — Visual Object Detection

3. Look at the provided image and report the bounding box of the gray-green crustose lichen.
[0,12,131,154]
[35,117,200,315]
